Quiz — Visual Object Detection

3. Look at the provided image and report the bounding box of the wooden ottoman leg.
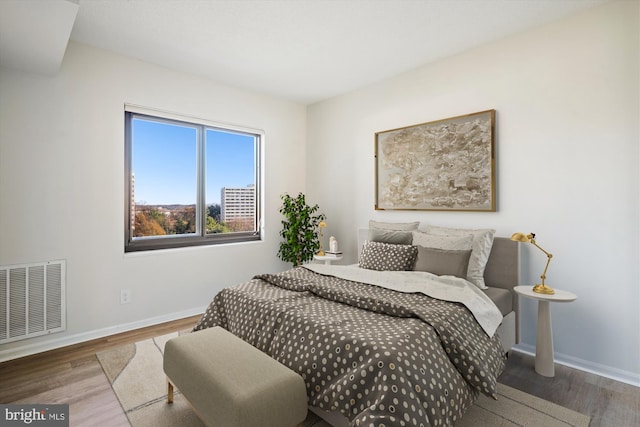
[167,378,174,404]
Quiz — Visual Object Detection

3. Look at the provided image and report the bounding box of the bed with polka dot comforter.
[194,266,506,427]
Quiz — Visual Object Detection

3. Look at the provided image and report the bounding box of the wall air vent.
[0,260,66,344]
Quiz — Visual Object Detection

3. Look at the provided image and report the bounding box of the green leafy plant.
[278,193,326,267]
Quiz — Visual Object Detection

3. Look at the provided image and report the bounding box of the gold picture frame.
[375,110,496,211]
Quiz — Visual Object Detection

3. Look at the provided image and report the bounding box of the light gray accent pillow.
[369,220,419,231]
[414,246,472,279]
[368,228,413,245]
[359,241,418,271]
[425,225,496,289]
[411,231,474,251]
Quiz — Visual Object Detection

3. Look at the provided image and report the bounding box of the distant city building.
[221,185,255,223]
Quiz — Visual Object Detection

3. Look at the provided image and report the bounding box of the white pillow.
[425,225,496,289]
[411,231,473,251]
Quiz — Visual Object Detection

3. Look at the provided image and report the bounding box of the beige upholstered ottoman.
[163,326,308,427]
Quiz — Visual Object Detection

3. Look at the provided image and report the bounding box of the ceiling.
[1,0,609,104]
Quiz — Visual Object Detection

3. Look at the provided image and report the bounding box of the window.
[124,106,262,252]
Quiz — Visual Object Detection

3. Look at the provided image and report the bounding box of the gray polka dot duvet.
[194,266,506,426]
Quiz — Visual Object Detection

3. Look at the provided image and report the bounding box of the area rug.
[97,333,590,427]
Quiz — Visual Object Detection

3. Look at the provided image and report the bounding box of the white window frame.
[124,104,263,252]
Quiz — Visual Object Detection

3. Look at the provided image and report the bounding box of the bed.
[193,224,520,426]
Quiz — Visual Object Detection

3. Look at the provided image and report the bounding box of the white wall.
[0,41,303,359]
[307,1,639,385]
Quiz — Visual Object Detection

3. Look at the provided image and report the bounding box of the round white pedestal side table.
[514,286,577,377]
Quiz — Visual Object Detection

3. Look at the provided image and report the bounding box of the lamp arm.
[531,240,553,285]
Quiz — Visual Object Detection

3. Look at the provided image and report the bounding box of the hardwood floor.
[500,351,639,427]
[0,315,200,427]
[1,316,638,426]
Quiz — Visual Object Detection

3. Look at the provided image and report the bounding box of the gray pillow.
[425,225,495,289]
[369,220,419,231]
[359,241,418,271]
[414,246,472,278]
[368,228,413,245]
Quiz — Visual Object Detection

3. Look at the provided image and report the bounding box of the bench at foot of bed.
[163,326,308,427]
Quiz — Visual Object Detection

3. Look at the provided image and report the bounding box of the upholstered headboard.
[483,237,520,291]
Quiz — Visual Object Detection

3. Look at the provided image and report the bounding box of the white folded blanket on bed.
[304,264,503,337]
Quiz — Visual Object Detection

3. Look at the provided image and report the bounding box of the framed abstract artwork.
[375,110,496,211]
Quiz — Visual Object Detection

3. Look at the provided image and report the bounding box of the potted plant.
[278,193,326,267]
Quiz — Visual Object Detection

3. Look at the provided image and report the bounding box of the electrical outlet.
[120,289,132,304]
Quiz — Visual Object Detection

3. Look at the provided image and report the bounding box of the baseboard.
[512,344,640,388]
[0,307,205,363]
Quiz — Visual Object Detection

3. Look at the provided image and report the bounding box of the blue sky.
[132,118,255,205]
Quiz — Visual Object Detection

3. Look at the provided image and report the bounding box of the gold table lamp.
[317,221,327,256]
[511,232,555,295]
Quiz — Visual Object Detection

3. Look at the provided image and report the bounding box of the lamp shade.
[510,232,531,243]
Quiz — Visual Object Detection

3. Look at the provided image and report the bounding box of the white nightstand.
[313,254,343,265]
[514,286,577,377]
